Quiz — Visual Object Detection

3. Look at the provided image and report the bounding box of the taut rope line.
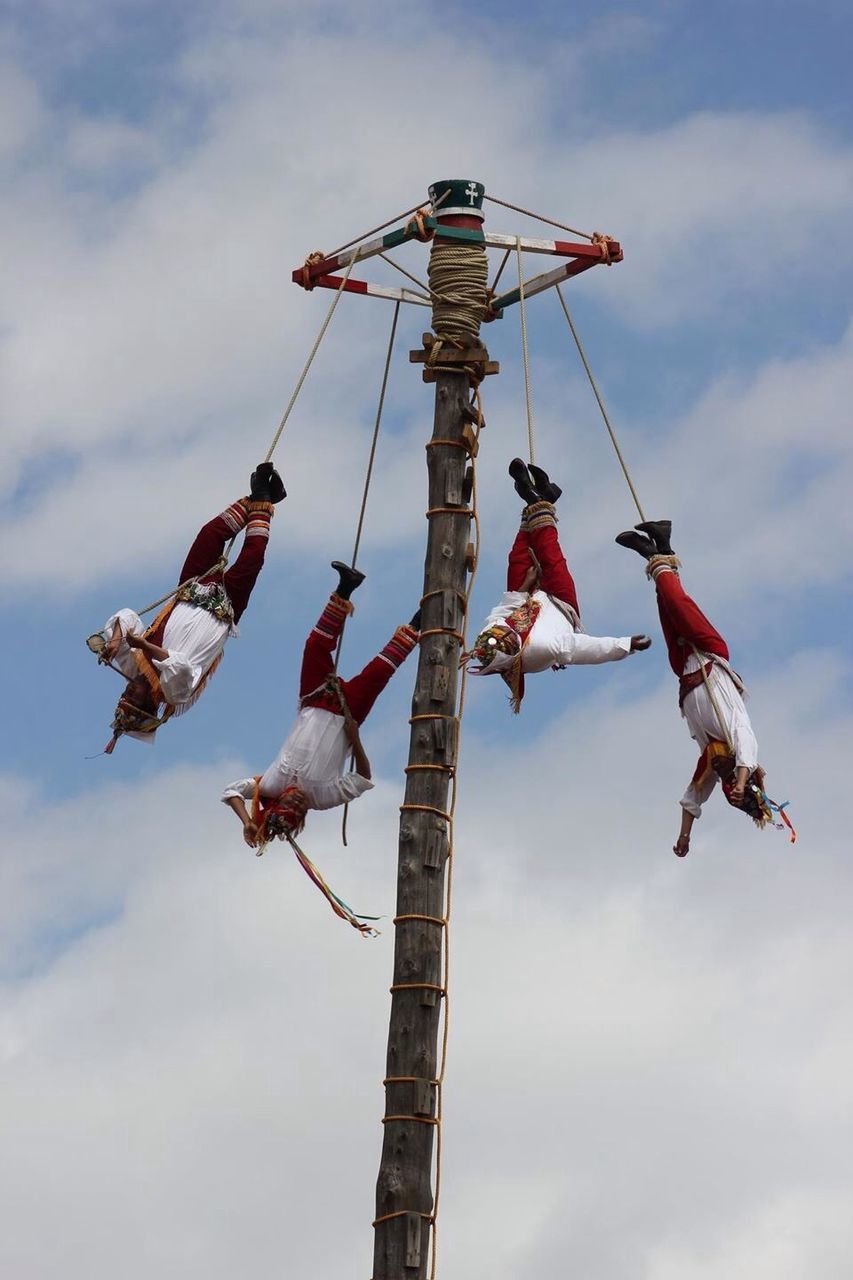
[691,642,735,755]
[484,192,594,241]
[326,186,450,262]
[264,252,358,464]
[517,236,535,464]
[377,252,434,303]
[114,253,358,622]
[555,283,645,522]
[336,301,401,846]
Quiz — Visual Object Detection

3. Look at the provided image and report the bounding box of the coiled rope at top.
[428,239,488,341]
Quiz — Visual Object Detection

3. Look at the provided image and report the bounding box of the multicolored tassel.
[757,790,797,843]
[285,832,380,937]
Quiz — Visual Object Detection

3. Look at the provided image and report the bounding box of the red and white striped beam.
[300,273,431,307]
[292,218,621,308]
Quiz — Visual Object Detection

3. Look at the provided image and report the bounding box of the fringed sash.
[500,596,542,713]
[129,595,224,716]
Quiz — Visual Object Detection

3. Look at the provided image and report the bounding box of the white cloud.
[1,646,850,1278]
[2,12,852,1275]
[3,15,853,603]
[0,59,45,158]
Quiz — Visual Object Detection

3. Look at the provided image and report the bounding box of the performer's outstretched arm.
[555,630,633,665]
[673,808,695,857]
[224,794,259,847]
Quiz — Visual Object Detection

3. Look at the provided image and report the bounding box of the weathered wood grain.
[371,366,475,1279]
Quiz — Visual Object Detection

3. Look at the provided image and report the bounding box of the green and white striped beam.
[292,214,621,309]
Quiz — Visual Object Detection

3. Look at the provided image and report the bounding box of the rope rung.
[382,1115,439,1126]
[390,983,446,995]
[418,628,465,643]
[392,914,447,926]
[420,588,467,607]
[372,1210,434,1228]
[383,1075,440,1085]
[400,803,452,822]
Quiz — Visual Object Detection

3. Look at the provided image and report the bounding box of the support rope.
[517,237,535,464]
[557,272,738,760]
[264,253,358,464]
[106,253,358,625]
[550,292,743,756]
[336,301,401,845]
[488,246,512,300]
[326,186,450,261]
[377,252,434,302]
[484,192,594,241]
[691,642,735,755]
[555,283,645,521]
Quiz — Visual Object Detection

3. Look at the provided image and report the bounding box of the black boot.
[508,458,539,506]
[615,530,656,560]
[409,607,422,632]
[250,462,287,504]
[331,560,366,600]
[527,462,562,504]
[635,519,673,555]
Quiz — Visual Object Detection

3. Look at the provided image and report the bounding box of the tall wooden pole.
[372,181,491,1279]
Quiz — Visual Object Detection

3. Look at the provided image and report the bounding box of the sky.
[1,1,852,1276]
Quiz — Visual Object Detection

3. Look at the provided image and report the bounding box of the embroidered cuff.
[380,624,419,669]
[313,593,353,643]
[221,501,250,535]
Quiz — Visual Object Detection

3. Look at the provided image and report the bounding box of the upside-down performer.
[615,518,795,855]
[91,463,285,751]
[464,459,651,711]
[221,562,420,933]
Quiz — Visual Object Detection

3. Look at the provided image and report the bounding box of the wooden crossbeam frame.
[291,216,621,312]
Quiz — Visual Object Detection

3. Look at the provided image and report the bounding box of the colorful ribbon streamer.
[286,833,381,936]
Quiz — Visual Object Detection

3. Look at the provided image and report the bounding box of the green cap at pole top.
[429,179,485,221]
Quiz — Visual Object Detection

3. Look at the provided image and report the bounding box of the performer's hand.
[630,634,652,652]
[520,564,539,593]
[125,630,144,649]
[728,766,747,804]
[242,821,259,848]
[104,621,123,660]
[673,834,690,857]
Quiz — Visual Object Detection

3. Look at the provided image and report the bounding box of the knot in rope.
[406,208,434,242]
[301,250,325,290]
[591,232,614,265]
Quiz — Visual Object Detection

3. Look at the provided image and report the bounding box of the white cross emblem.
[464,181,478,206]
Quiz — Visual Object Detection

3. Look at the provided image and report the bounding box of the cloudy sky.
[2,1,852,1276]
